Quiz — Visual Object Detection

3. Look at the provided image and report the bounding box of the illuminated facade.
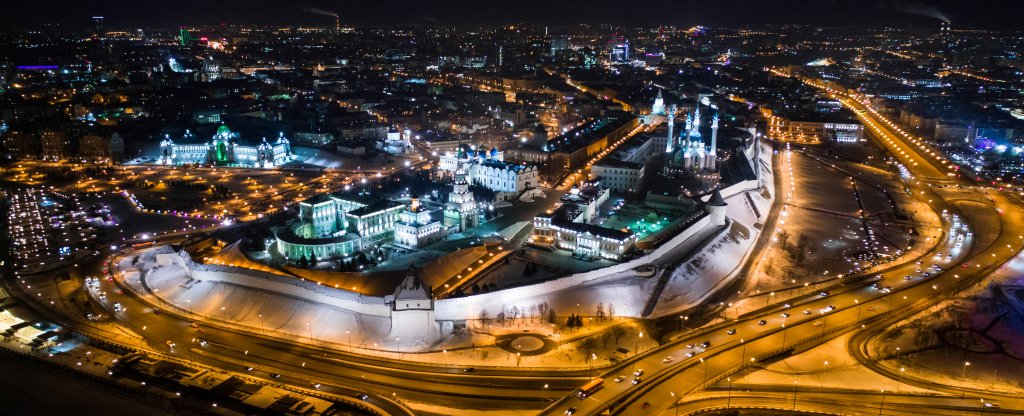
[439,144,539,197]
[275,193,404,263]
[394,197,445,249]
[665,109,719,174]
[444,159,479,232]
[531,180,635,260]
[158,125,294,168]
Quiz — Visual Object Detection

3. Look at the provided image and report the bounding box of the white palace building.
[158,124,295,168]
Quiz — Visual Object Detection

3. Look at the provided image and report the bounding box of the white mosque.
[664,104,720,174]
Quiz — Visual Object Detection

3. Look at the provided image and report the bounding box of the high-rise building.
[91,16,104,38]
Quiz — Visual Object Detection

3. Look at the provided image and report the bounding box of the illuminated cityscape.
[1,1,1024,415]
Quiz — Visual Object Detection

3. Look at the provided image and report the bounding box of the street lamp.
[726,377,732,409]
[962,361,971,398]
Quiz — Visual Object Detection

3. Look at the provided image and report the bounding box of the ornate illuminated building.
[532,179,636,260]
[665,107,720,174]
[394,196,445,249]
[444,160,479,231]
[438,144,539,199]
[275,193,403,263]
[158,124,294,168]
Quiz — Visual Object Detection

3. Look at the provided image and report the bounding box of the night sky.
[3,0,1023,30]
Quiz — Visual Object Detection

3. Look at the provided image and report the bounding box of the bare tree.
[596,303,606,322]
[576,337,599,362]
[610,325,626,345]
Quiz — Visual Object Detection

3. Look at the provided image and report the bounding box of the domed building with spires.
[158,124,294,168]
[438,144,539,200]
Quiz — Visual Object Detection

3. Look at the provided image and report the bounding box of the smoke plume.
[897,2,950,22]
[303,7,338,18]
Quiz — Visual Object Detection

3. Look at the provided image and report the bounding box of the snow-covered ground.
[731,333,932,393]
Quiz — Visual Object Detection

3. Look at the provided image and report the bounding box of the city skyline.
[2,8,1024,416]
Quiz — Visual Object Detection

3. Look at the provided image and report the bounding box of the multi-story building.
[275,192,404,263]
[547,112,639,174]
[532,180,634,260]
[1,130,38,160]
[159,124,294,168]
[591,159,645,194]
[41,130,72,161]
[79,132,125,162]
[394,197,445,249]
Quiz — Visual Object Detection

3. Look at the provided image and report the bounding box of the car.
[114,289,123,295]
[781,313,790,318]
[634,369,644,376]
[463,367,476,373]
[270,373,281,378]
[882,286,892,293]
[196,328,205,333]
[662,356,673,363]
[313,383,321,389]
[686,343,695,349]
[189,322,200,328]
[923,272,932,277]
[153,309,162,315]
[165,341,175,349]
[357,393,370,401]
[245,366,253,371]
[197,339,208,346]
[934,265,943,271]
[803,309,812,315]
[726,328,737,335]
[819,291,829,297]
[904,275,912,280]
[783,303,791,308]
[956,242,962,248]
[632,377,642,385]
[701,341,711,348]
[614,375,626,383]
[821,305,835,313]
[565,407,577,415]
[685,352,695,358]
[867,306,876,311]
[758,319,767,325]
[946,255,953,260]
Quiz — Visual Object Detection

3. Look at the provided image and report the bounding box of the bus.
[577,377,604,398]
